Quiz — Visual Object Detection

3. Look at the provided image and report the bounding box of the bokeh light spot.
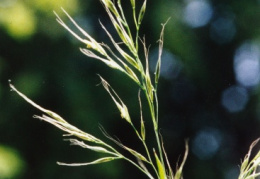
[210,16,236,44]
[221,85,248,113]
[0,145,25,179]
[0,2,36,39]
[224,167,239,179]
[234,42,260,87]
[29,0,80,15]
[183,0,213,28]
[192,128,222,160]
[150,49,182,80]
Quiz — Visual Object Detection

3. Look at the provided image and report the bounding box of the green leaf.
[238,138,260,179]
[99,22,140,72]
[9,83,66,123]
[66,139,115,155]
[130,0,135,8]
[154,149,167,179]
[57,157,121,166]
[124,146,148,163]
[138,90,146,141]
[145,73,154,101]
[137,0,147,25]
[123,53,140,71]
[124,65,140,84]
[140,118,145,141]
[101,0,120,17]
[175,140,189,179]
[154,57,161,85]
[155,18,170,85]
[99,76,132,124]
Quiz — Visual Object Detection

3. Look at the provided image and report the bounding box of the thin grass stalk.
[10,1,182,178]
[99,126,155,178]
[123,157,155,179]
[143,85,165,173]
[138,90,160,178]
[55,7,164,177]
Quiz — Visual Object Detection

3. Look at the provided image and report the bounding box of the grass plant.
[9,0,259,179]
[239,138,260,179]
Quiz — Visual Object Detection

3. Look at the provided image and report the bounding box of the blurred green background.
[1,0,260,178]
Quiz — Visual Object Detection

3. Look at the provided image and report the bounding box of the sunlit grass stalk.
[10,1,260,179]
[10,1,188,178]
[98,0,168,175]
[239,138,260,179]
[9,82,156,179]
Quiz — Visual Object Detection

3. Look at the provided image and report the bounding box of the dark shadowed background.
[0,0,260,178]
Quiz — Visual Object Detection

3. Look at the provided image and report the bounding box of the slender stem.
[143,86,165,171]
[132,3,138,29]
[101,141,122,156]
[130,121,159,177]
[123,156,155,179]
[130,123,142,141]
[154,90,159,124]
[131,2,139,52]
[102,144,153,179]
[135,54,165,170]
[101,140,154,179]
[131,122,159,177]
[141,140,160,178]
[135,26,140,53]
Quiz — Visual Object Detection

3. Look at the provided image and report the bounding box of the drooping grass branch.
[9,82,154,179]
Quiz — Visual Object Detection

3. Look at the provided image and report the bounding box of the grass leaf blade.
[154,149,167,179]
[138,0,147,25]
[9,83,66,123]
[57,157,121,166]
[155,18,170,86]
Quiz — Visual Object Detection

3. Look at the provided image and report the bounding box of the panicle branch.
[9,1,188,178]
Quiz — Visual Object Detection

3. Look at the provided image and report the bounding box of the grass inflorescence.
[9,1,260,179]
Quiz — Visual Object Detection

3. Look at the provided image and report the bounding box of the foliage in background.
[0,145,25,178]
[0,0,80,39]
